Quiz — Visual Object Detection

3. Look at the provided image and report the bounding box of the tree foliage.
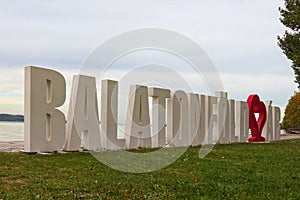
[282,92,300,128]
[278,0,300,89]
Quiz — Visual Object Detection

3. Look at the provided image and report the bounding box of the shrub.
[282,92,300,129]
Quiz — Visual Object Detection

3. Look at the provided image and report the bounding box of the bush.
[282,92,300,129]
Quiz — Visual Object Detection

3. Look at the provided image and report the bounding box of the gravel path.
[280,133,300,140]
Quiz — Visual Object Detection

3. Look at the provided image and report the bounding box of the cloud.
[0,68,24,94]
[0,0,297,117]
[221,72,298,118]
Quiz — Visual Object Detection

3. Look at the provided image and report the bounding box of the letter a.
[64,75,101,151]
[125,85,151,149]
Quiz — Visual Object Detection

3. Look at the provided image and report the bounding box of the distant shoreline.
[0,114,24,122]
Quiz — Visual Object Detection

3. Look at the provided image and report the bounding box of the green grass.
[1,139,300,199]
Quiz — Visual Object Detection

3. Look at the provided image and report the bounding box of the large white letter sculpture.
[235,101,249,143]
[24,66,283,152]
[188,93,202,146]
[101,79,125,150]
[64,75,101,151]
[261,102,281,142]
[262,101,273,141]
[203,96,217,145]
[215,92,230,144]
[24,66,66,153]
[273,107,281,141]
[149,87,170,148]
[228,99,237,143]
[125,85,151,149]
[167,91,189,147]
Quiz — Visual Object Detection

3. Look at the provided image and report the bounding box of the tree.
[282,92,300,128]
[278,0,300,89]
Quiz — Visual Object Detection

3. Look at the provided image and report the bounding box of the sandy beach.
[0,141,24,153]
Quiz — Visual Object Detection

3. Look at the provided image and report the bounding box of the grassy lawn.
[0,139,299,199]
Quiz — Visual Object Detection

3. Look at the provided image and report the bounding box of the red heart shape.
[247,94,266,142]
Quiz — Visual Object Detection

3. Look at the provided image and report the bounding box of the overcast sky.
[0,0,298,120]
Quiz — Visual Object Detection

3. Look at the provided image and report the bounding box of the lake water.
[0,121,24,141]
[0,122,126,142]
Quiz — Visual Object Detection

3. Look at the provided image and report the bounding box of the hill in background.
[0,114,24,122]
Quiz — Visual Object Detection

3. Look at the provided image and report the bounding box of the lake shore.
[1,134,300,153]
[0,141,24,153]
